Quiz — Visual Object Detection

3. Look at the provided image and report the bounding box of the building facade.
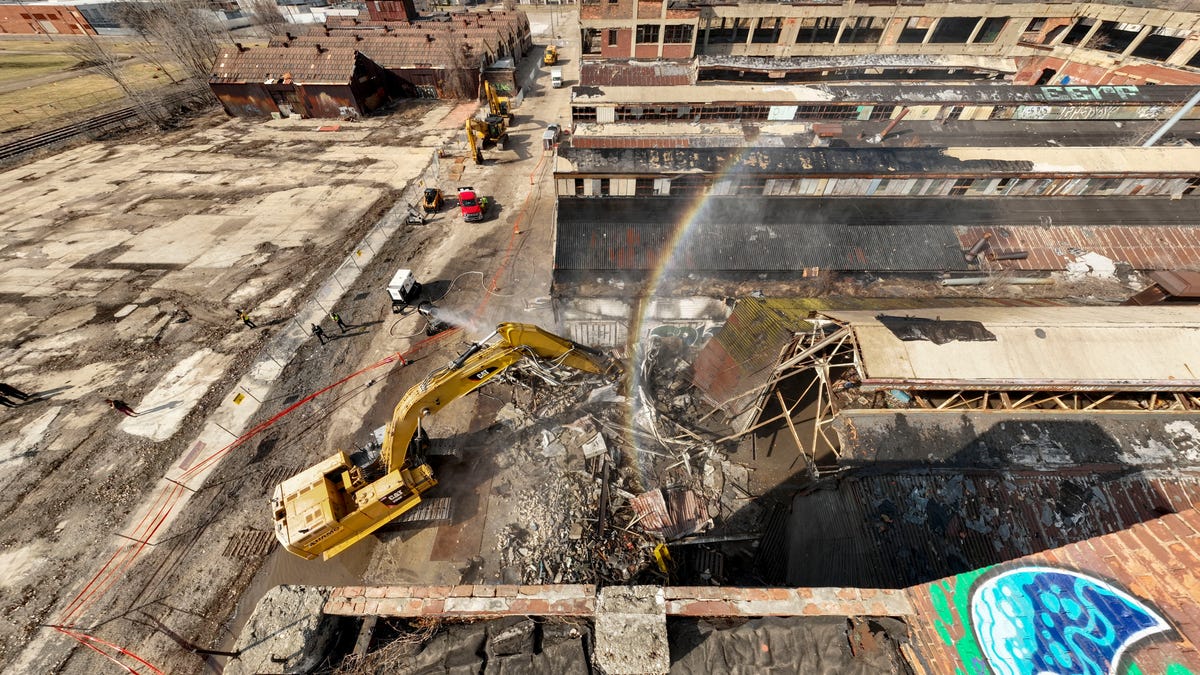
[580,0,1200,86]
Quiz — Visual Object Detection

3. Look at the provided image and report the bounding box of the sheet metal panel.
[823,307,1200,387]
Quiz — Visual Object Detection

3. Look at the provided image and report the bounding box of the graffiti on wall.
[1040,85,1141,102]
[930,565,1193,675]
[647,323,719,347]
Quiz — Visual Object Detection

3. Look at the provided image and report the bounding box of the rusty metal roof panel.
[1151,270,1200,297]
[212,47,359,84]
[580,60,693,87]
[631,488,710,540]
[692,297,814,416]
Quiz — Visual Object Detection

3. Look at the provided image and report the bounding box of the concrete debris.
[1065,250,1117,278]
[594,586,670,675]
[490,351,738,586]
[226,585,337,675]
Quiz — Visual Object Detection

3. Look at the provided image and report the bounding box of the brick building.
[580,0,1200,86]
[0,2,94,35]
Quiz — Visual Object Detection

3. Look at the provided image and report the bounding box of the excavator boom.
[272,323,621,560]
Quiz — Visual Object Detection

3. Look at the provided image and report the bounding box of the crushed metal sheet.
[632,488,712,541]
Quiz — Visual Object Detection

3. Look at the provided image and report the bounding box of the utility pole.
[1141,88,1200,148]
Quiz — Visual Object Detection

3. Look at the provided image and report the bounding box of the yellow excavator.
[465,115,509,164]
[272,323,623,560]
[484,80,515,121]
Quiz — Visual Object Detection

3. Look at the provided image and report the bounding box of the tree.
[246,0,288,37]
[111,0,228,85]
[66,33,170,125]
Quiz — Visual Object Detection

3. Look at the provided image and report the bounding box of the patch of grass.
[0,60,187,132]
[0,54,80,83]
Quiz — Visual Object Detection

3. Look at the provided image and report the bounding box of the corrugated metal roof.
[579,60,693,87]
[554,221,965,272]
[786,472,1200,588]
[631,488,710,540]
[276,35,493,69]
[692,297,814,419]
[211,47,358,85]
[822,307,1200,388]
[963,225,1200,273]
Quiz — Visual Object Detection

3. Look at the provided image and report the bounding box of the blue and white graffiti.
[970,567,1170,675]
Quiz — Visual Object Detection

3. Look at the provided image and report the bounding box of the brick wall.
[326,584,915,619]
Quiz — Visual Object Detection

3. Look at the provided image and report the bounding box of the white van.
[551,67,563,89]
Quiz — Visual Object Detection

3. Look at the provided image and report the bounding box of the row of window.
[703,15,1007,46]
[613,24,694,45]
[572,101,1182,124]
[627,14,1200,67]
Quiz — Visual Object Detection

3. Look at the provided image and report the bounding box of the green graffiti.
[1166,665,1196,675]
[927,566,994,675]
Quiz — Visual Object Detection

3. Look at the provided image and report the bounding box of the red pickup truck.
[457,187,489,223]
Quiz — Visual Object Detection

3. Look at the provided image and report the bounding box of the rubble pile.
[487,337,757,585]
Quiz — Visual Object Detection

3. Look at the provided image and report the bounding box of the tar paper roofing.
[554,197,967,273]
[822,307,1200,389]
[211,47,359,85]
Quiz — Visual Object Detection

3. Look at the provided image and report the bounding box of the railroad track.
[0,88,214,165]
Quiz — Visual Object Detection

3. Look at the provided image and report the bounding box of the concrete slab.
[594,586,670,675]
[120,348,231,442]
[226,585,337,675]
[0,406,60,479]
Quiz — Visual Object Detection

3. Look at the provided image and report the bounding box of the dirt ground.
[0,10,583,673]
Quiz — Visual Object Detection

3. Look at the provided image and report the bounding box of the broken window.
[795,17,840,44]
[574,178,585,196]
[898,17,928,44]
[751,17,783,44]
[608,29,618,46]
[842,17,887,44]
[635,178,655,195]
[973,17,1007,44]
[949,178,974,195]
[1025,18,1046,32]
[1086,21,1143,53]
[573,106,597,123]
[635,24,659,44]
[1132,26,1186,61]
[664,24,692,43]
[929,17,979,43]
[708,17,751,44]
[1060,17,1095,46]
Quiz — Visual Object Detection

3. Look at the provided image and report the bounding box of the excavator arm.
[272,323,621,560]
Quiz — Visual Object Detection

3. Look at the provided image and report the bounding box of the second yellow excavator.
[272,323,622,560]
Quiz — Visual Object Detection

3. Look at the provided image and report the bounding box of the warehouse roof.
[822,307,1200,389]
[211,47,359,85]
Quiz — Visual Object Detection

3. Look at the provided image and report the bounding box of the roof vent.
[315,43,326,54]
[235,42,247,52]
[426,34,434,42]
